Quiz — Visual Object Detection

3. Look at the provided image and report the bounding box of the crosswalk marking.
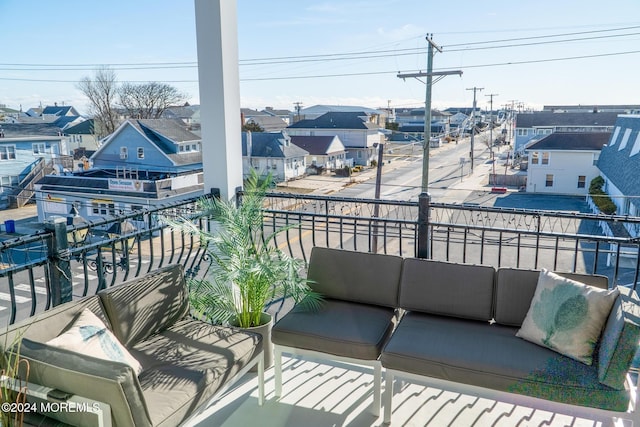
[0,292,31,304]
[75,273,98,281]
[15,284,47,295]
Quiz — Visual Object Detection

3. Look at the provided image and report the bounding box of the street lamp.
[66,205,89,247]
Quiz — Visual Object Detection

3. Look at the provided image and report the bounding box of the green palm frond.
[162,170,322,328]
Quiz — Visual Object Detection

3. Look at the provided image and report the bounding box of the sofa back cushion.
[598,286,640,390]
[2,295,110,345]
[99,264,190,347]
[307,247,403,307]
[399,259,495,321]
[495,268,609,327]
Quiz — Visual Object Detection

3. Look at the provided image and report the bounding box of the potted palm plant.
[166,171,322,368]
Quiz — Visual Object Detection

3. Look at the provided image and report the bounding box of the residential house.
[245,115,288,133]
[34,119,204,223]
[63,119,100,157]
[262,107,291,125]
[286,111,384,166]
[292,105,386,126]
[543,104,640,113]
[242,132,308,182]
[514,111,618,153]
[289,135,350,173]
[596,115,640,237]
[0,122,71,207]
[162,104,201,134]
[524,132,610,195]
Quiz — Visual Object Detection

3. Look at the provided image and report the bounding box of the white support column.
[194,0,243,201]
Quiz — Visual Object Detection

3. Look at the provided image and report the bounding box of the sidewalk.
[0,204,41,239]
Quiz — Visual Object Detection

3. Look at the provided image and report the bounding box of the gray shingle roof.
[597,115,640,209]
[515,112,619,127]
[525,132,611,151]
[0,123,64,137]
[287,111,378,130]
[242,132,308,158]
[290,135,344,155]
[133,119,200,143]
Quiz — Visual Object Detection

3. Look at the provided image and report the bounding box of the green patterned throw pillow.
[516,269,619,365]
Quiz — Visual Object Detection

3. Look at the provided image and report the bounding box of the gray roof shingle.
[515,112,619,128]
[597,115,640,210]
[525,132,611,151]
[242,132,308,158]
[287,111,378,130]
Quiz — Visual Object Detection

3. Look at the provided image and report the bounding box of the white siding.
[526,150,600,195]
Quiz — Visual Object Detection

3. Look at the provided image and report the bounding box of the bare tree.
[119,82,187,119]
[77,67,120,138]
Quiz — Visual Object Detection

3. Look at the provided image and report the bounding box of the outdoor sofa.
[272,247,640,425]
[1,264,265,427]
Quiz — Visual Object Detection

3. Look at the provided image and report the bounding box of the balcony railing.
[1,191,639,327]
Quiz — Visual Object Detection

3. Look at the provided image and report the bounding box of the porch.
[2,192,640,426]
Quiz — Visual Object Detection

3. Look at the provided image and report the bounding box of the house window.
[0,145,16,160]
[531,152,539,164]
[577,176,586,188]
[120,147,128,159]
[92,201,116,216]
[517,129,528,136]
[541,152,549,165]
[32,143,46,155]
[191,144,197,151]
[545,174,554,187]
[137,147,144,159]
[180,145,185,152]
[0,175,18,190]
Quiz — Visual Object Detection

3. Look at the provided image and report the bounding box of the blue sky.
[1,1,639,115]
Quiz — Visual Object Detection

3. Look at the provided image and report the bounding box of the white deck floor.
[184,355,608,427]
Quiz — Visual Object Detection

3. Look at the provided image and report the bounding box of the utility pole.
[371,142,385,253]
[466,86,483,173]
[397,36,462,192]
[397,35,462,260]
[485,93,498,159]
[293,102,303,122]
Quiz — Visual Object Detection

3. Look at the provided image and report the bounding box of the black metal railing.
[1,191,639,327]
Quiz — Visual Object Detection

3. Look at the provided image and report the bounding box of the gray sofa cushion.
[399,258,495,321]
[381,313,629,411]
[17,338,151,427]
[495,268,609,327]
[306,247,403,308]
[132,318,262,427]
[99,264,190,347]
[272,298,397,360]
[598,287,640,390]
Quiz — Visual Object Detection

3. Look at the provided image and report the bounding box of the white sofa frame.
[274,344,382,417]
[383,368,640,426]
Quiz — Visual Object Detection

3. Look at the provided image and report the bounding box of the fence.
[1,191,639,326]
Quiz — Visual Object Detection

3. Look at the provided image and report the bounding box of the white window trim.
[0,145,16,161]
[137,147,144,159]
[120,147,128,160]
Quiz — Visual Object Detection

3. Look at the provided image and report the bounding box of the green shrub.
[589,176,617,215]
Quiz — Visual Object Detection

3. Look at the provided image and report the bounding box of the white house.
[242,132,308,182]
[525,132,610,195]
[289,135,351,172]
[514,111,618,153]
[286,112,383,166]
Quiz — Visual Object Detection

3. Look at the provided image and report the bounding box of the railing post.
[45,217,73,306]
[418,192,431,259]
